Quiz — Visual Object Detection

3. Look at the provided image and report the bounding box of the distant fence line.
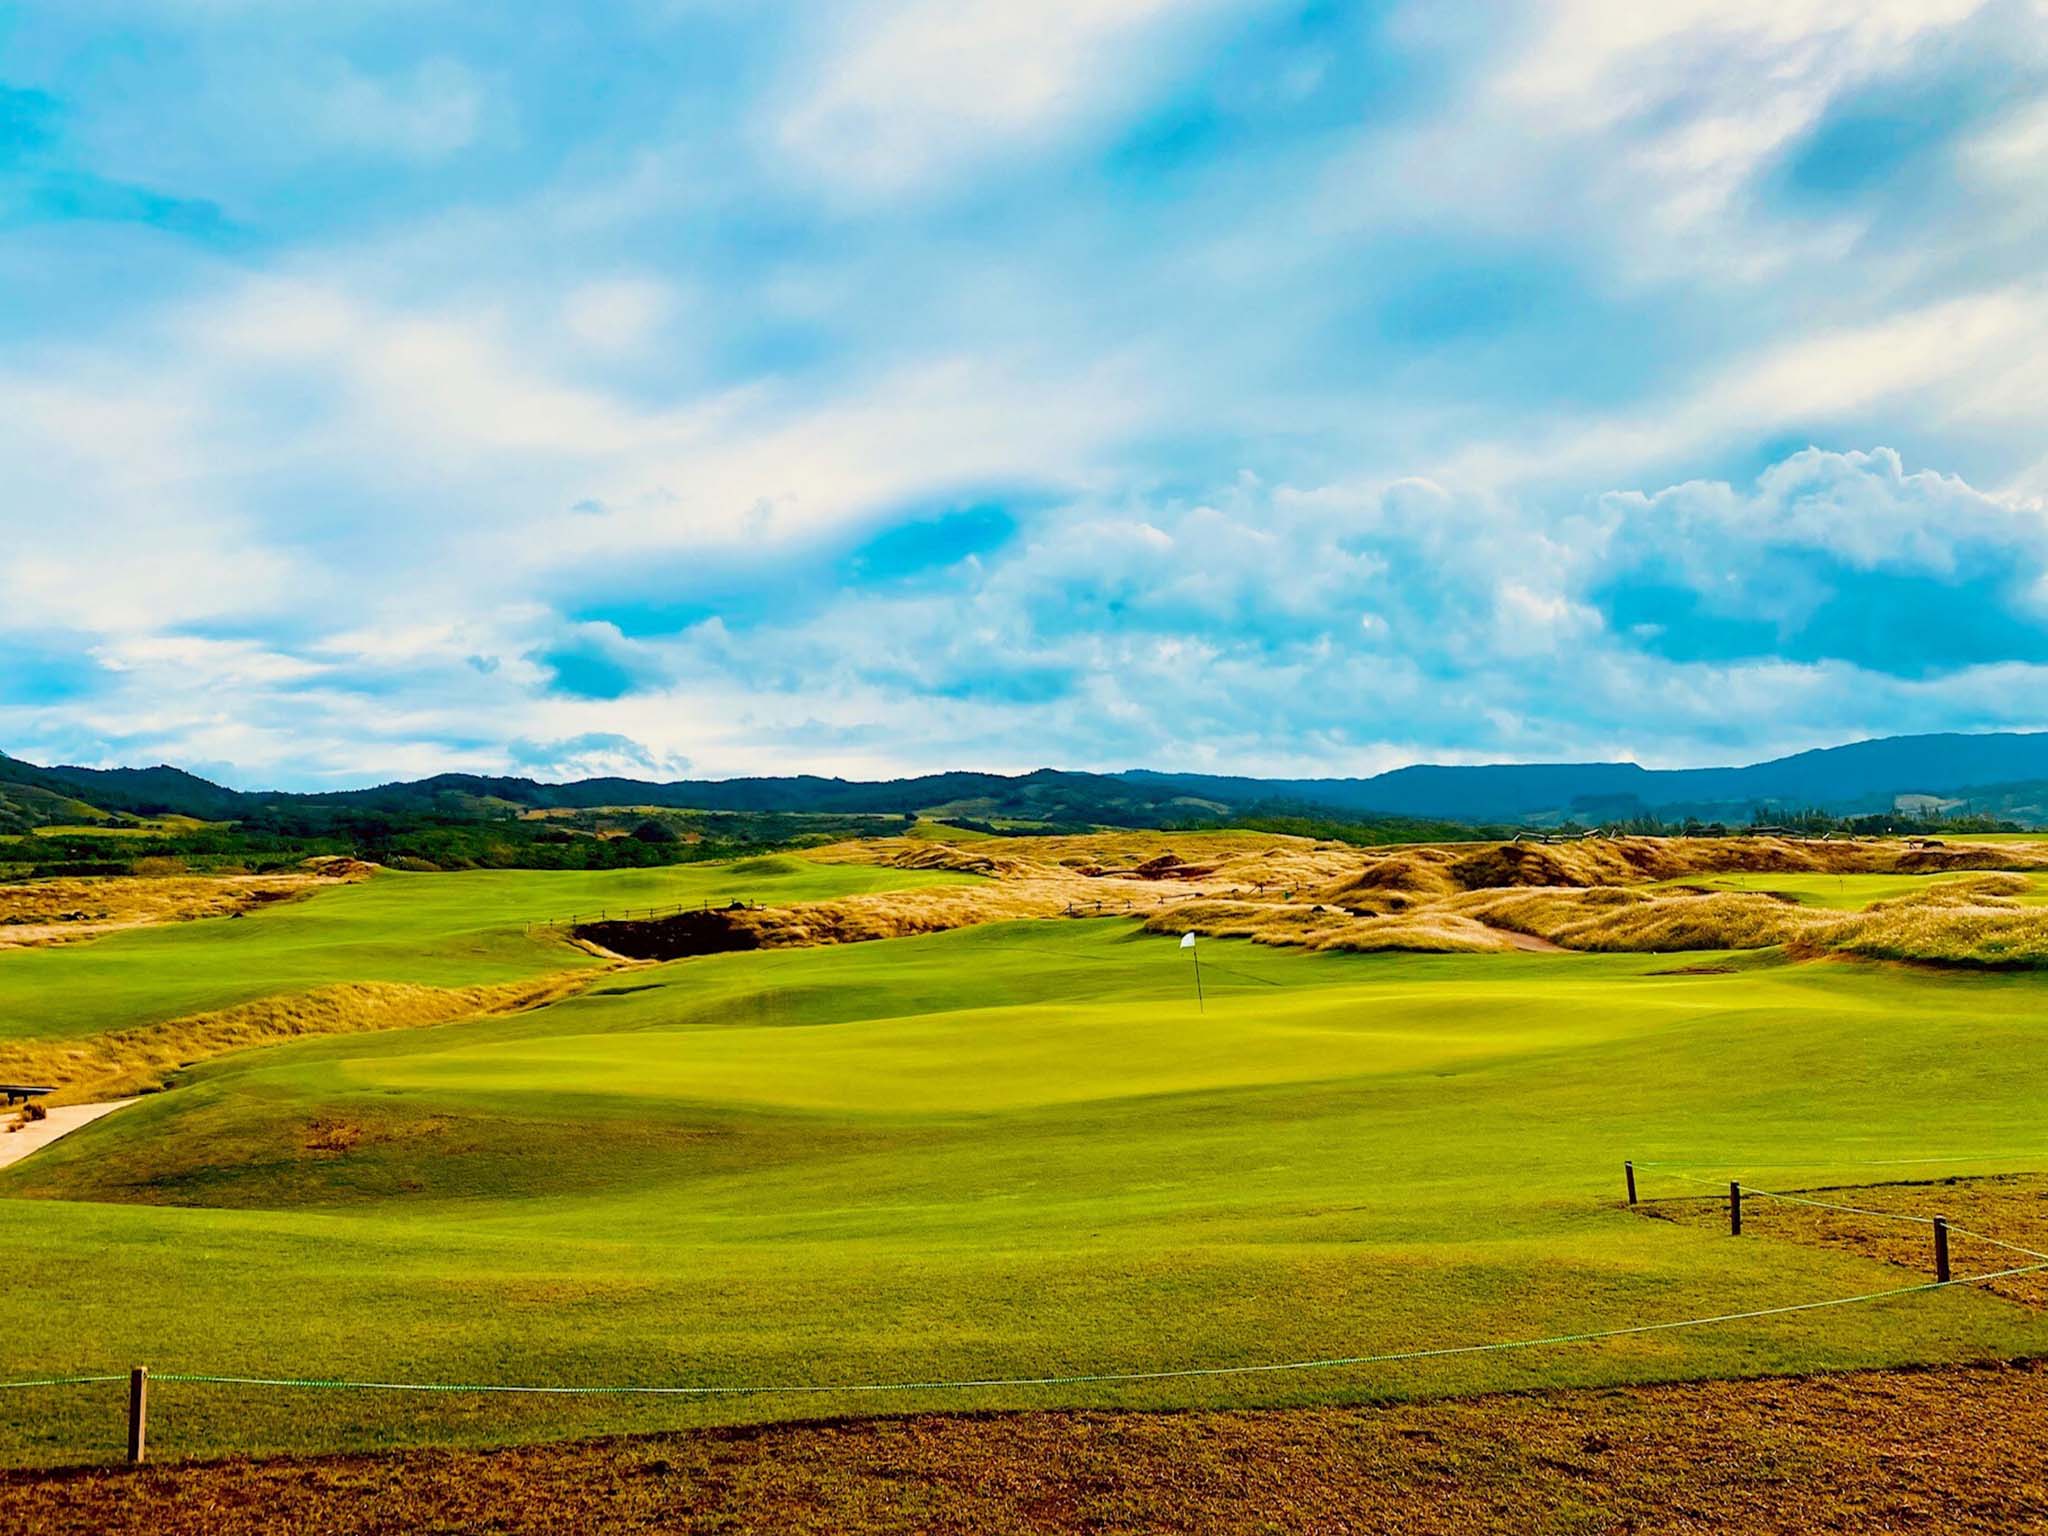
[524,899,765,935]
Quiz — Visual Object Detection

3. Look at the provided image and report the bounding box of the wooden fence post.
[1625,1161,1637,1206]
[1934,1217,1951,1282]
[1730,1180,1742,1236]
[126,1366,148,1466]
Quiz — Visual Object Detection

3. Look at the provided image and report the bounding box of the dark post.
[1625,1161,1637,1206]
[1934,1217,1951,1282]
[1730,1180,1742,1236]
[126,1366,148,1466]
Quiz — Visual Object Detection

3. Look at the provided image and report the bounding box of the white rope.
[134,1260,2046,1399]
[13,1162,2046,1402]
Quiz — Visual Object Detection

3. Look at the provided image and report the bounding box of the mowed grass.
[7,918,2048,1466]
[0,857,978,1045]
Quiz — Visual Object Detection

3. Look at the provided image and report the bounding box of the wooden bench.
[0,1084,55,1106]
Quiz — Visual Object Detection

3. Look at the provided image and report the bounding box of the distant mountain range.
[6,730,2048,830]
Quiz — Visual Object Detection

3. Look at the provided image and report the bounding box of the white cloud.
[1499,0,1981,120]
[771,0,1229,194]
[507,732,693,782]
[561,278,678,352]
[1439,282,2048,493]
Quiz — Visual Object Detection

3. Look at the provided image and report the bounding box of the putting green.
[6,913,2048,1466]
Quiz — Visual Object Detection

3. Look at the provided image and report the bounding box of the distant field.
[28,815,214,839]
[7,909,2048,1466]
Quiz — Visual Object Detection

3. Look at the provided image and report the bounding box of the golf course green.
[6,862,2048,1467]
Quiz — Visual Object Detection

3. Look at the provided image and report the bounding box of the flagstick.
[1192,946,1204,1013]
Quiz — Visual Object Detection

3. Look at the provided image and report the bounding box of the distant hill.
[6,729,2048,830]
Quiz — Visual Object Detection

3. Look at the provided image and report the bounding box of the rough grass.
[0,857,979,1093]
[5,969,605,1104]
[1086,837,2048,966]
[14,1360,2048,1534]
[626,832,2048,967]
[0,867,356,950]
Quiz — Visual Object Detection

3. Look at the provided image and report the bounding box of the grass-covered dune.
[6,916,2048,1466]
[0,857,979,1096]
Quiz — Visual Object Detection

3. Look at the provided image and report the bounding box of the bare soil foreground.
[15,1361,2048,1535]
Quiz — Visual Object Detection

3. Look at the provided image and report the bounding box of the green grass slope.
[5,920,2048,1465]
[0,858,977,1049]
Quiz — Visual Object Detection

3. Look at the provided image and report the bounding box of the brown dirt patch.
[14,1359,2048,1533]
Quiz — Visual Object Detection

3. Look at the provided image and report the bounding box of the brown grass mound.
[0,869,359,950]
[1142,899,1518,953]
[804,832,2048,965]
[1,970,601,1103]
[736,880,1185,947]
[1826,898,2048,968]
[1452,887,1830,953]
[15,1360,2048,1534]
[1319,835,2048,910]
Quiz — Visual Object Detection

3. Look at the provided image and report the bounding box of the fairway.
[0,858,979,1049]
[7,909,2048,1467]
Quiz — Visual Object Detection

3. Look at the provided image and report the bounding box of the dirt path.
[0,1099,136,1171]
[13,1358,2048,1533]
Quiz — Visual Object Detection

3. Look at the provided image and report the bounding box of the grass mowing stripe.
[61,1258,2027,1398]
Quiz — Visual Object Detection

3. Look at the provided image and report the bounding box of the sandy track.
[0,1099,136,1171]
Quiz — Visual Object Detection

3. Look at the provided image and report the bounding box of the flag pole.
[1181,931,1203,1012]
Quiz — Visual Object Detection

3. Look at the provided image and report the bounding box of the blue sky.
[4,0,2048,788]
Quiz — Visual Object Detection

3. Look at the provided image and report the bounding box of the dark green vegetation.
[0,803,928,879]
[8,728,2048,862]
[7,900,2048,1467]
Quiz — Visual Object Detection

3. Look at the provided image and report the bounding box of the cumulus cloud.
[506,733,693,782]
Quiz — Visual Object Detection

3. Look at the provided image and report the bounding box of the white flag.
[1180,932,1197,949]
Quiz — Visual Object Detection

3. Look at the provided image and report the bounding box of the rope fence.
[6,1261,2043,1404]
[9,1157,2046,1465]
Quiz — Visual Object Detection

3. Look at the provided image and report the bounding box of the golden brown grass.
[0,864,366,951]
[737,832,2048,966]
[16,1360,2048,1534]
[3,970,602,1104]
[1821,877,2048,967]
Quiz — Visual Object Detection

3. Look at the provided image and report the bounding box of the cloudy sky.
[4,1,2048,789]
